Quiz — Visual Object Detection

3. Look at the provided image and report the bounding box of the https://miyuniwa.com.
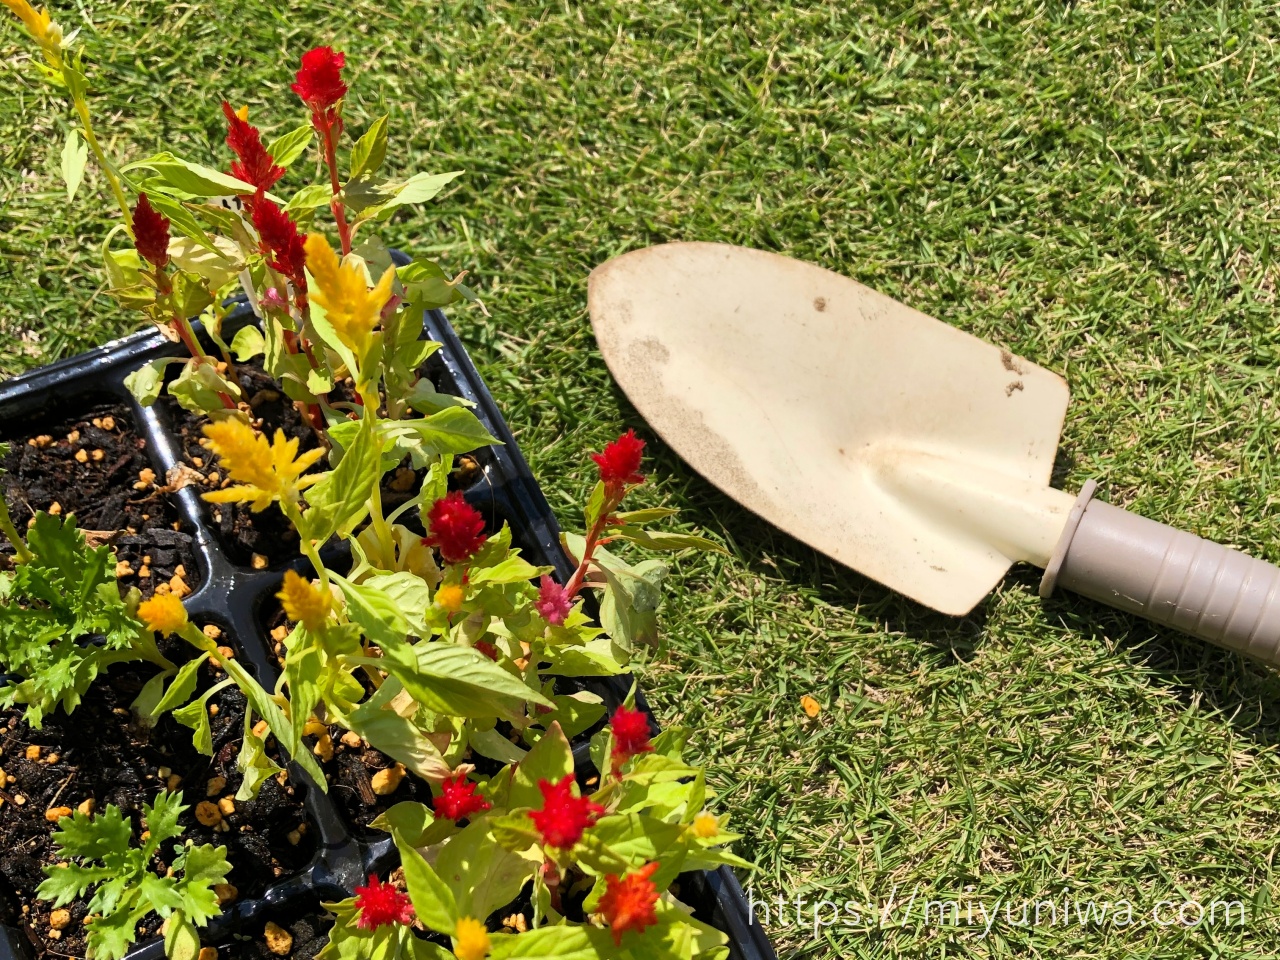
[748,885,1249,939]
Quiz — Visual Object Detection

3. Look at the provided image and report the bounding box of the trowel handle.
[1040,482,1280,665]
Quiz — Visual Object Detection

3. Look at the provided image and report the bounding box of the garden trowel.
[588,242,1280,665]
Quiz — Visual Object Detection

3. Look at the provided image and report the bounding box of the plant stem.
[564,491,622,599]
[0,498,32,564]
[358,384,395,560]
[72,97,133,229]
[319,118,353,255]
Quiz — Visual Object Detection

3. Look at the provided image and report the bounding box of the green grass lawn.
[6,1,1280,956]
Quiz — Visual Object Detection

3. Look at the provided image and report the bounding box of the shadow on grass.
[623,382,1280,749]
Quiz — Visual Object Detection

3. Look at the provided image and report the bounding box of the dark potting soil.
[0,640,315,960]
[0,400,198,598]
[160,363,317,568]
[216,907,334,960]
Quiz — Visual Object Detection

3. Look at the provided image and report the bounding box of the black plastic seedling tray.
[0,301,775,960]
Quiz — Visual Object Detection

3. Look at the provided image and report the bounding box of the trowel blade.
[587,242,1071,615]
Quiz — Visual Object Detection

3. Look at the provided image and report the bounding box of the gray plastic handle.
[1040,483,1280,666]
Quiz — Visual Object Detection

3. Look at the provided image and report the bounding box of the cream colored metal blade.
[588,242,1074,615]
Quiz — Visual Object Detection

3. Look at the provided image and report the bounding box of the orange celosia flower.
[598,861,661,945]
[304,232,395,364]
[435,582,465,616]
[201,419,324,513]
[692,811,719,839]
[137,593,188,636]
[277,569,332,631]
[452,916,490,960]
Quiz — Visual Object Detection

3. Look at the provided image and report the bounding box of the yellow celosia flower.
[453,916,490,960]
[2,0,59,57]
[692,811,720,839]
[435,582,465,616]
[201,420,325,512]
[137,594,188,636]
[304,232,395,364]
[277,569,332,631]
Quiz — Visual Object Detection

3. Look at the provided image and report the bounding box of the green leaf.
[285,183,334,216]
[169,235,244,287]
[615,527,728,554]
[350,115,389,179]
[48,804,132,861]
[385,407,501,461]
[150,653,210,718]
[398,258,467,310]
[143,191,218,252]
[539,692,607,740]
[434,819,538,922]
[86,906,142,960]
[235,720,283,801]
[613,508,681,526]
[173,842,232,924]
[469,552,545,586]
[578,813,685,872]
[510,722,573,810]
[168,358,242,417]
[61,128,88,202]
[469,727,528,764]
[345,677,453,782]
[123,357,183,408]
[142,790,188,859]
[230,325,266,362]
[395,835,459,935]
[163,910,200,960]
[375,170,464,216]
[266,125,314,168]
[128,152,255,197]
[303,415,382,543]
[174,695,214,755]
[487,925,617,960]
[411,642,553,722]
[367,801,441,847]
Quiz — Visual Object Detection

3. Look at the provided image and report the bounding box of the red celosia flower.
[591,429,645,489]
[251,196,307,287]
[529,774,603,849]
[132,193,170,269]
[353,874,414,929]
[423,491,487,564]
[221,101,285,194]
[598,862,661,945]
[474,640,500,662]
[433,773,491,822]
[610,704,654,767]
[291,46,347,114]
[536,575,571,626]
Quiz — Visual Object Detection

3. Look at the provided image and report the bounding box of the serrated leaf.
[61,128,88,201]
[174,843,231,924]
[142,790,188,858]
